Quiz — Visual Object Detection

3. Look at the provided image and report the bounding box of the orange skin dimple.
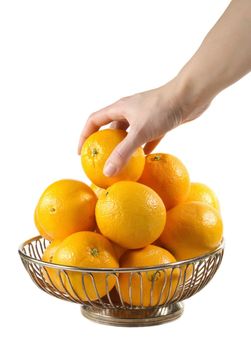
[52,231,119,301]
[81,129,145,188]
[138,153,190,210]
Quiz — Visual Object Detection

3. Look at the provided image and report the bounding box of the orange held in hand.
[52,231,119,301]
[119,245,179,307]
[80,129,145,188]
[95,181,166,249]
[159,201,223,260]
[139,153,190,210]
[35,179,97,240]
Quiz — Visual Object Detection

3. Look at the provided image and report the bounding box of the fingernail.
[103,162,117,177]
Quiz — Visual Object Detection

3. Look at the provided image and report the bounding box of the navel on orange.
[52,231,119,301]
[119,245,179,306]
[35,179,97,240]
[139,153,190,210]
[95,181,166,249]
[159,201,223,260]
[81,129,145,188]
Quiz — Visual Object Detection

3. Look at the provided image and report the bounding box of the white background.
[0,0,250,349]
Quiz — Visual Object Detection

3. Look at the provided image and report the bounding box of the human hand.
[78,77,210,177]
[78,0,251,178]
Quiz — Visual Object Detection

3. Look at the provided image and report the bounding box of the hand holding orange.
[80,129,145,188]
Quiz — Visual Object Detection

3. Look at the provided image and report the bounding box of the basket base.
[80,302,184,327]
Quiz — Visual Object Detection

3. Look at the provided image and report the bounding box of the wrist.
[172,63,217,121]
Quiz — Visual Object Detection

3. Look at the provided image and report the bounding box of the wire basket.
[18,235,224,326]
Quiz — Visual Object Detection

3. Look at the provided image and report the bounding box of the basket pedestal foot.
[80,302,184,327]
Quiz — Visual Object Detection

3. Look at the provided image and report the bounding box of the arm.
[78,0,251,177]
[178,0,251,118]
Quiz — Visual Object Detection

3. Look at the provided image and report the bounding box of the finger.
[110,120,130,130]
[77,104,123,154]
[143,137,163,154]
[103,130,142,177]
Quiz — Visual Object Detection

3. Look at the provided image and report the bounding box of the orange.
[110,242,127,260]
[95,181,166,249]
[42,239,62,263]
[34,209,52,241]
[186,182,220,211]
[35,179,97,240]
[139,153,190,210]
[151,238,193,283]
[52,231,119,301]
[81,129,145,188]
[41,239,64,291]
[90,183,106,198]
[159,201,223,260]
[119,245,179,306]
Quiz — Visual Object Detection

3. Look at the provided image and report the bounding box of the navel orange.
[35,179,97,240]
[159,201,223,260]
[186,182,220,211]
[81,129,145,188]
[52,231,119,301]
[138,153,190,210]
[119,245,179,306]
[95,181,166,249]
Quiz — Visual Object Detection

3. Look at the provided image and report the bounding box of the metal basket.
[18,235,224,327]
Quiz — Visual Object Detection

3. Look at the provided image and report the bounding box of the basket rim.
[18,235,224,273]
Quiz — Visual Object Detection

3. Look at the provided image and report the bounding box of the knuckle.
[131,126,146,142]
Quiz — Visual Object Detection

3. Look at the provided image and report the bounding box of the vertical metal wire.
[38,266,68,300]
[156,269,168,306]
[88,273,106,306]
[114,273,125,308]
[61,271,84,303]
[56,270,80,303]
[149,271,158,307]
[80,272,94,306]
[128,272,134,308]
[138,272,143,308]
[42,237,48,250]
[105,273,115,308]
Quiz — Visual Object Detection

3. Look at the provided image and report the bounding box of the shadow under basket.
[18,236,224,327]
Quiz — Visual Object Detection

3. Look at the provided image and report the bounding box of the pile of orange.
[35,128,223,306]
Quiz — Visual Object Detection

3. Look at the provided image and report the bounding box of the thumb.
[103,131,141,177]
